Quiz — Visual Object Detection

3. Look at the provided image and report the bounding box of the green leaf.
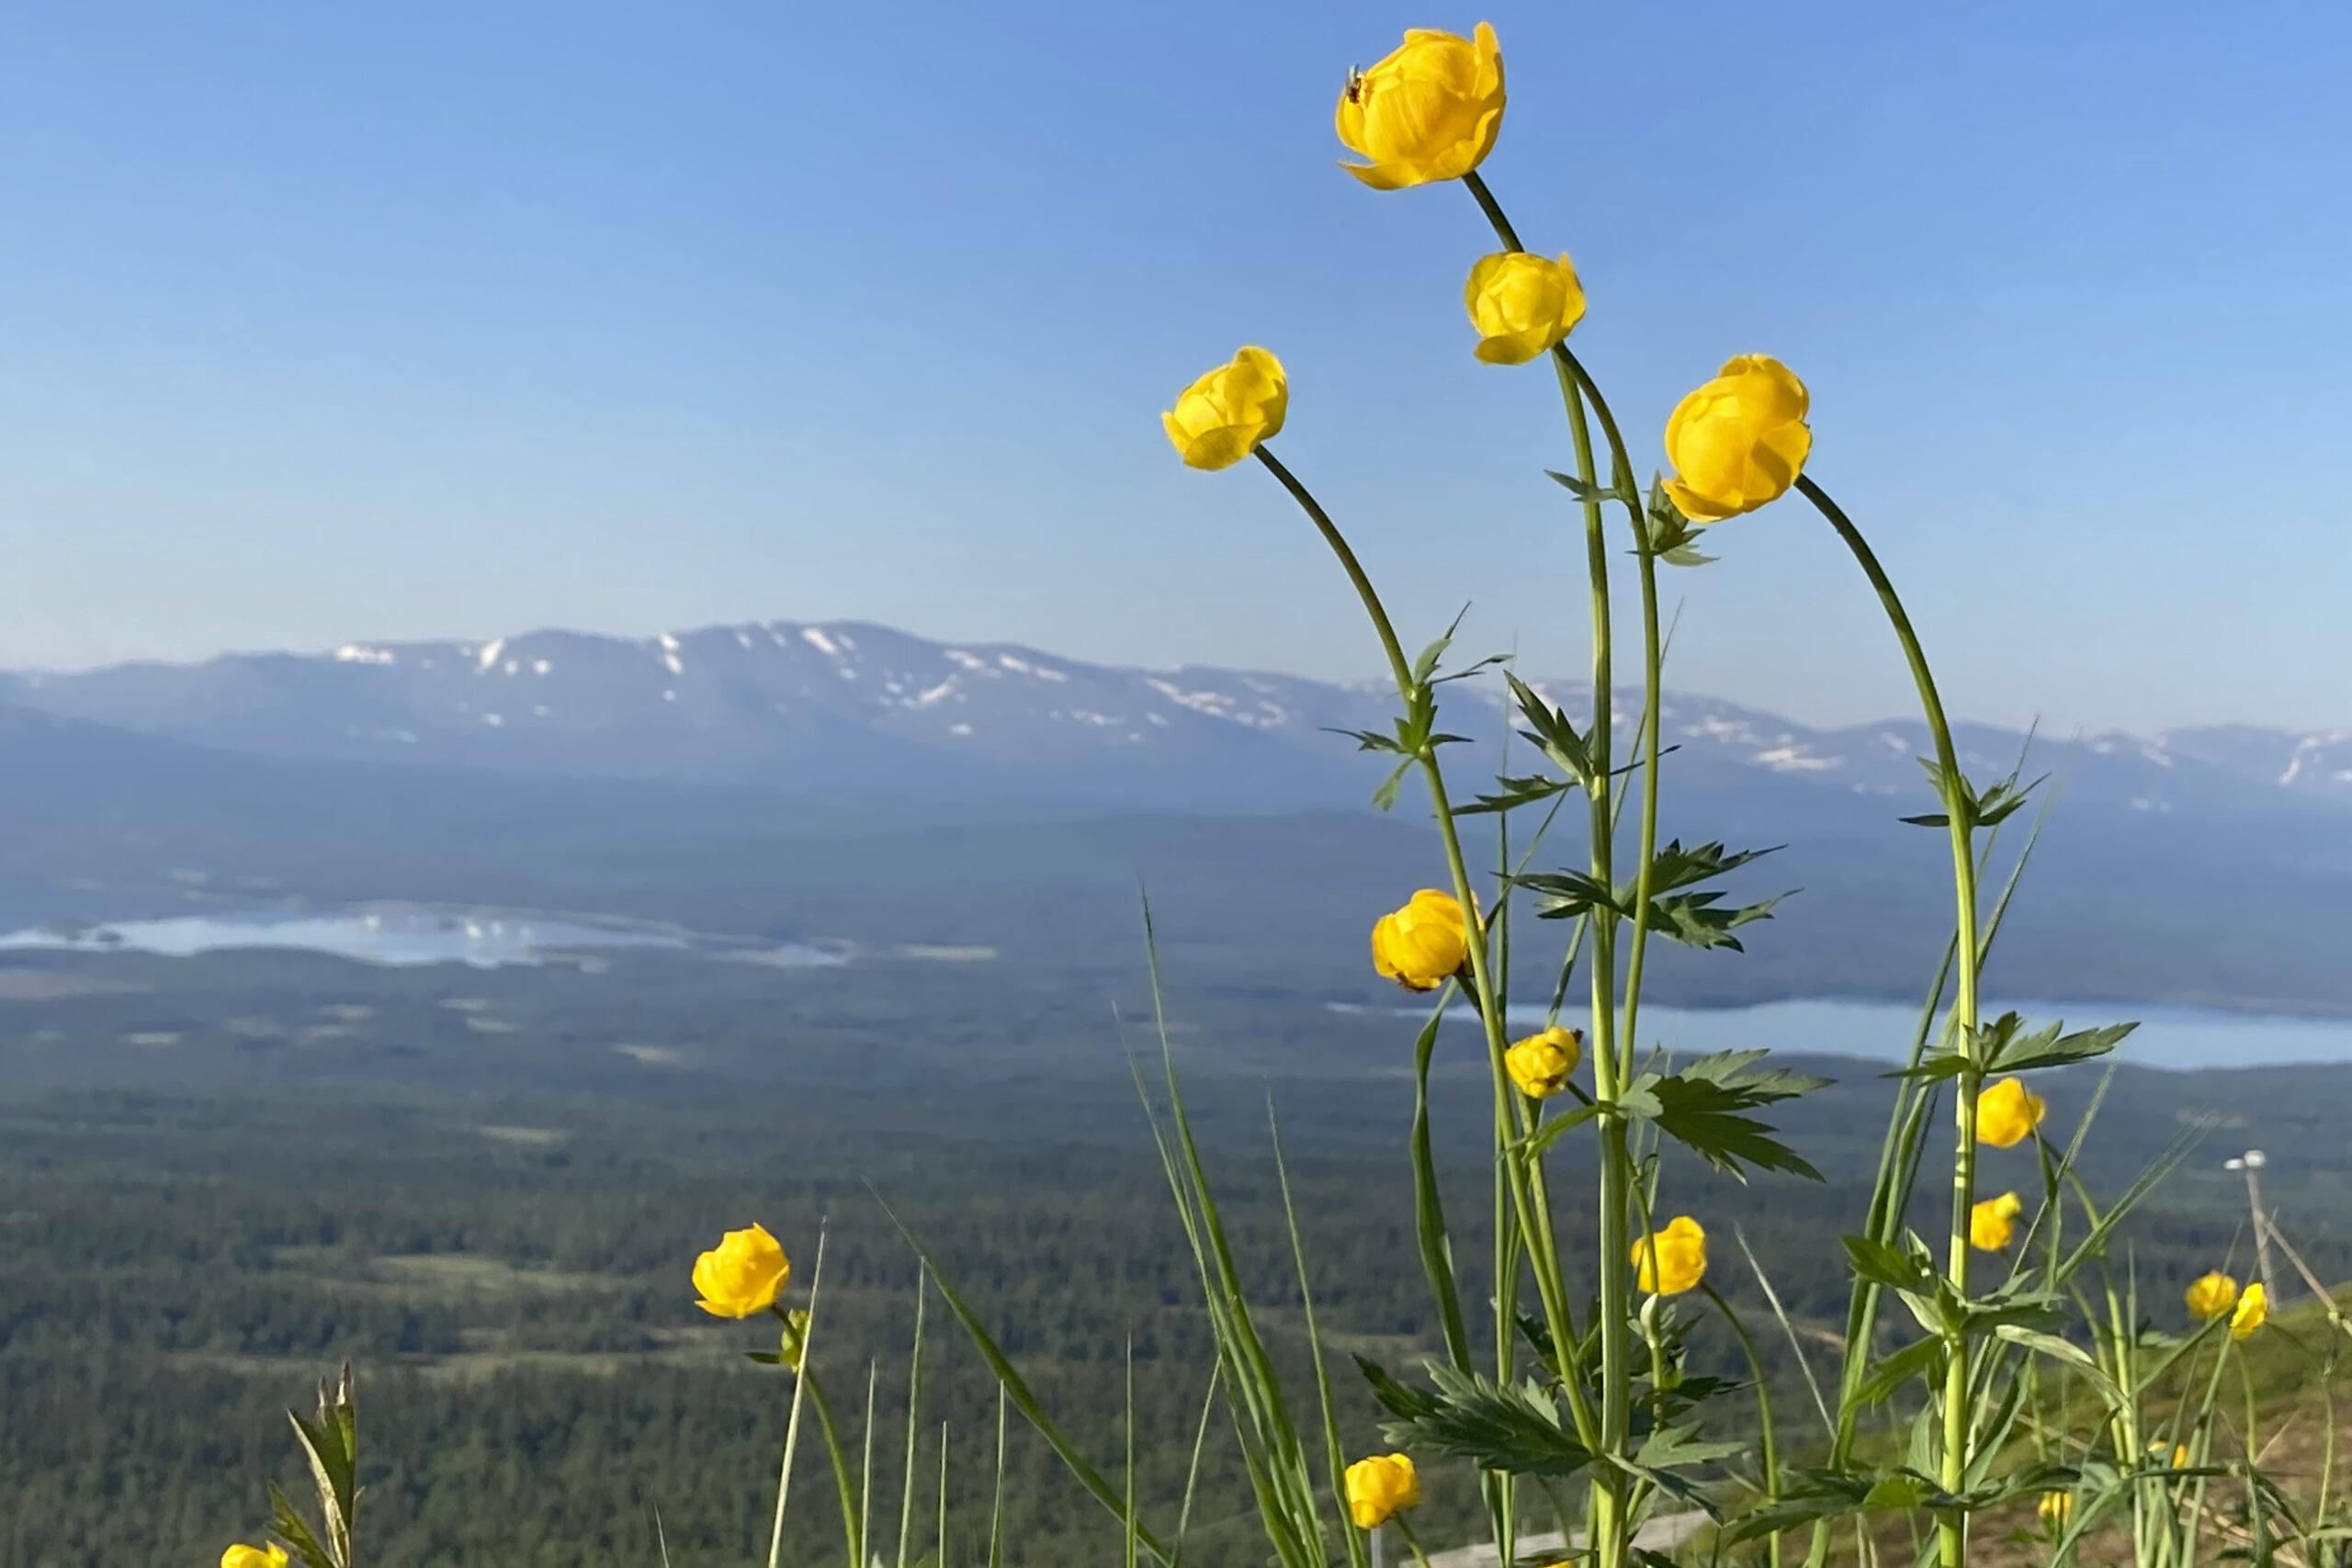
[1842,1235,1934,1294]
[1510,869,1625,922]
[1367,1362,1591,1480]
[1369,757,1414,813]
[1517,1100,1604,1159]
[1504,672,1596,788]
[1853,1337,1942,1406]
[1645,840,1782,894]
[1992,1325,2125,1411]
[1987,1020,2138,1074]
[266,1481,336,1568]
[1645,889,1789,952]
[1641,1069,1824,1182]
[1546,468,1634,507]
[1328,726,1408,756]
[1457,773,1572,817]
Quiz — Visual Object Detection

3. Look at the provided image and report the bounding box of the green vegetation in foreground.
[3,1057,2350,1568]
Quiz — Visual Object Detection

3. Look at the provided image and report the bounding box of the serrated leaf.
[1643,1070,1823,1182]
[1367,1362,1591,1479]
[1504,672,1595,787]
[1990,1021,2138,1074]
[1458,774,1572,817]
[1370,757,1414,813]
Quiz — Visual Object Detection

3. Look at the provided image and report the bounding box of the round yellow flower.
[1161,346,1287,470]
[692,1223,791,1319]
[1660,354,1812,522]
[1504,1025,1582,1099]
[1464,252,1585,365]
[1371,889,1471,991]
[1334,23,1505,190]
[2185,1269,2240,1320]
[2230,1281,2268,1339]
[2037,1491,2072,1532]
[1343,1451,1420,1529]
[221,1547,288,1568]
[1975,1077,2046,1149]
[1969,1190,2022,1251]
[1632,1214,1706,1295]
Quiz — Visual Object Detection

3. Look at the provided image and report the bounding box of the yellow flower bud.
[1504,1025,1582,1099]
[2037,1492,2072,1532]
[2230,1281,2267,1339]
[1632,1214,1706,1295]
[221,1547,288,1568]
[1464,252,1585,365]
[692,1223,791,1319]
[1344,1451,1420,1529]
[1161,346,1287,470]
[1334,23,1505,190]
[1974,1077,2046,1149]
[2185,1269,2239,1320]
[1370,889,1471,991]
[1969,1190,2022,1251]
[1660,354,1812,522]
[2148,1439,2190,1469]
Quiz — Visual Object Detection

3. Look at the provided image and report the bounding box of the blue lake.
[1329,997,2352,1072]
[0,908,687,968]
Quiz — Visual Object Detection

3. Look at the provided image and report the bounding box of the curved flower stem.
[1464,167,1644,1568]
[1555,347,1664,1077]
[1793,472,1982,1568]
[1251,444,1594,1453]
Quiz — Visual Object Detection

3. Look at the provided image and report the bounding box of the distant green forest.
[3,942,2350,1566]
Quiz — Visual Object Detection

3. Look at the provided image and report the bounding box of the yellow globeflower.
[692,1223,791,1318]
[2231,1281,2268,1339]
[221,1547,288,1568]
[1464,252,1586,365]
[1632,1214,1707,1295]
[1504,1025,1582,1099]
[1161,346,1287,470]
[1975,1077,2047,1149]
[1344,1451,1420,1529]
[1334,23,1505,190]
[1969,1190,2022,1251]
[2037,1492,2072,1533]
[1371,889,1471,991]
[2185,1269,2240,1320]
[1660,355,1812,522]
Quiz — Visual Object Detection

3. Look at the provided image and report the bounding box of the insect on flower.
[1342,65,1367,106]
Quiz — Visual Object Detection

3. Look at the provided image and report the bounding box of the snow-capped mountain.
[3,618,2347,818]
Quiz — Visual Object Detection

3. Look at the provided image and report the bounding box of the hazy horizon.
[3,1,2345,735]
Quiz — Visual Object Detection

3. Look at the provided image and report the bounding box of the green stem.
[1555,348,1663,1067]
[1708,1283,1783,1568]
[1462,169,1631,1568]
[1251,445,1589,1450]
[1795,473,1981,1568]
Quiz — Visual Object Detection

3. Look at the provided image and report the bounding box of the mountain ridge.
[6,616,2350,817]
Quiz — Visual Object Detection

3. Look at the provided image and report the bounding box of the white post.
[2225,1151,2280,1302]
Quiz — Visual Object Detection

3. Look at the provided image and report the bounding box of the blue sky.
[0,0,2345,732]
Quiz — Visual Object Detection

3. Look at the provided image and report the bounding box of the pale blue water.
[0,908,686,968]
[1327,997,2352,1072]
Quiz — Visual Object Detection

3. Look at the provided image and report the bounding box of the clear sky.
[1,1,2346,734]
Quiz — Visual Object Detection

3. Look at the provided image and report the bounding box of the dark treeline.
[5,1058,2344,1568]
